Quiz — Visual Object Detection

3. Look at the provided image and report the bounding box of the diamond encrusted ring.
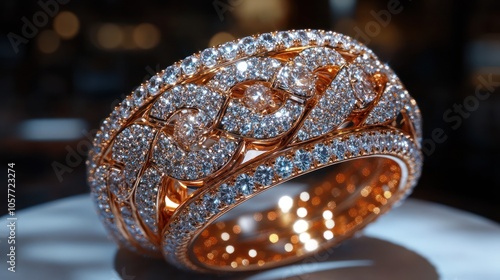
[87,29,423,273]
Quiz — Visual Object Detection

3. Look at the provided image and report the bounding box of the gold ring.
[87,29,423,273]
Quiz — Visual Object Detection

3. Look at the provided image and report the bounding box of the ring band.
[87,29,423,272]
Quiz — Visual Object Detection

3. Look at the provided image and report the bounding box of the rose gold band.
[87,29,423,273]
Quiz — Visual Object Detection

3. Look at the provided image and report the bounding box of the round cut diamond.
[240,36,256,55]
[148,75,163,96]
[181,56,200,76]
[119,99,133,119]
[200,48,219,68]
[243,83,273,112]
[219,184,235,205]
[235,174,254,196]
[291,66,314,89]
[275,156,293,178]
[220,42,238,60]
[310,30,324,45]
[332,139,346,160]
[279,64,317,96]
[362,134,373,152]
[347,135,362,156]
[323,31,336,46]
[203,193,220,215]
[296,30,309,45]
[258,33,276,51]
[294,149,312,171]
[277,31,295,48]
[163,65,180,85]
[313,143,331,164]
[133,85,147,106]
[173,110,209,150]
[254,165,274,187]
[349,65,376,106]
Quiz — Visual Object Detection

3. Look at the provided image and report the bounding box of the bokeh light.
[37,30,60,54]
[53,11,80,39]
[97,23,124,49]
[133,23,161,49]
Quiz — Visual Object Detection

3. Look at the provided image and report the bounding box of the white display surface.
[1,194,499,280]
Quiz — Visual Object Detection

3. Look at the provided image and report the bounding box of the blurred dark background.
[1,0,499,221]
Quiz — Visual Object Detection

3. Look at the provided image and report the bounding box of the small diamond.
[347,135,361,156]
[377,132,386,150]
[313,143,331,164]
[181,56,200,76]
[297,130,308,141]
[148,75,163,96]
[383,133,392,151]
[266,122,279,137]
[332,139,346,160]
[294,149,312,171]
[258,33,275,51]
[349,65,376,106]
[200,48,219,68]
[219,184,236,205]
[162,65,180,85]
[277,31,295,48]
[220,42,238,60]
[372,132,381,150]
[203,193,220,215]
[173,110,209,150]
[310,30,324,45]
[235,174,254,196]
[296,30,309,45]
[236,61,248,73]
[240,36,256,55]
[275,156,294,178]
[254,165,274,186]
[133,85,147,106]
[337,35,349,50]
[323,31,336,46]
[119,99,133,119]
[243,83,273,112]
[109,111,121,131]
[362,134,373,152]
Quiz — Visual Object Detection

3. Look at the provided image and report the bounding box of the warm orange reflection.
[190,157,402,270]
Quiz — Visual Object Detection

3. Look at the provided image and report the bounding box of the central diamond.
[243,83,273,112]
[279,64,317,97]
[173,110,209,150]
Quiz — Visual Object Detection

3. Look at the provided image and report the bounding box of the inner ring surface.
[189,156,406,271]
